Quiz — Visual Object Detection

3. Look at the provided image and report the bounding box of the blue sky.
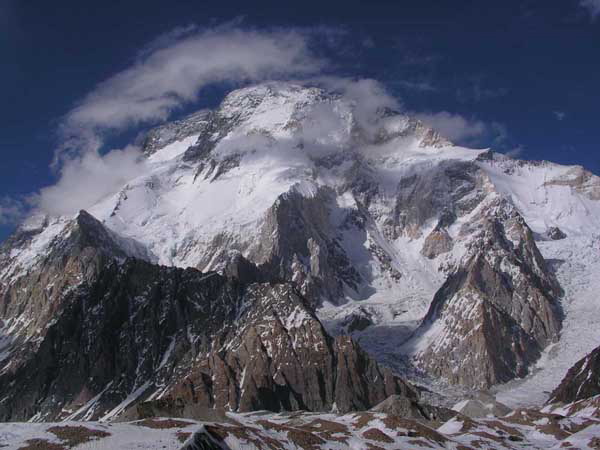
[1,0,599,240]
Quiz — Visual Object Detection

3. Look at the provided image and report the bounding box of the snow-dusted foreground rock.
[3,395,600,449]
[0,418,198,449]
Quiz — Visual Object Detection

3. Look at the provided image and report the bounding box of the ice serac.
[549,345,600,404]
[412,198,562,388]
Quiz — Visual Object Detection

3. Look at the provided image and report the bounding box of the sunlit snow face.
[211,92,356,164]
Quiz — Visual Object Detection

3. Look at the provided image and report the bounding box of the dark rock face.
[0,258,241,421]
[159,283,418,415]
[341,308,373,333]
[547,226,567,240]
[180,426,223,450]
[550,345,600,404]
[246,188,362,306]
[370,395,452,421]
[0,213,420,421]
[0,211,150,336]
[414,201,562,388]
[142,110,212,156]
[385,161,486,239]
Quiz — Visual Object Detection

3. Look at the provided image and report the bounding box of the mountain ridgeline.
[1,82,600,422]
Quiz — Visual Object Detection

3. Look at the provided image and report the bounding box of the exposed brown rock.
[47,426,111,447]
[414,200,562,388]
[362,427,394,443]
[0,217,421,421]
[421,228,453,259]
[162,283,421,415]
[550,345,600,404]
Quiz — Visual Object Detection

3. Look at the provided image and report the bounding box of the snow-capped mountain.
[1,82,600,422]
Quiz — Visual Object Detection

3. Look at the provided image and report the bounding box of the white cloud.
[57,25,325,165]
[36,146,148,217]
[0,197,26,225]
[395,80,437,92]
[25,24,515,221]
[414,111,505,146]
[581,0,600,18]
[34,25,328,217]
[312,77,400,137]
[505,145,524,158]
[553,111,567,121]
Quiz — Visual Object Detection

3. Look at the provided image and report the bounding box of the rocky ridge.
[0,212,422,422]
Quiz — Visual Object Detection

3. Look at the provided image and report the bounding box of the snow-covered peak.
[143,82,453,166]
[14,81,596,276]
[2,83,597,299]
[219,82,325,118]
[3,81,600,411]
[7,82,598,280]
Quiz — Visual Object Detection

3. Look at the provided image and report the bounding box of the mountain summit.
[2,82,600,422]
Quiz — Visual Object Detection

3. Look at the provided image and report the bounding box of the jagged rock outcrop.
[412,199,562,388]
[142,110,212,156]
[0,211,150,336]
[547,226,567,240]
[549,345,600,404]
[421,228,453,259]
[157,282,418,415]
[371,395,456,422]
[0,212,419,421]
[451,392,511,418]
[249,188,362,306]
[380,160,485,240]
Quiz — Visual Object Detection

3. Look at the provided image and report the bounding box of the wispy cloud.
[553,110,567,121]
[35,146,148,217]
[456,77,509,103]
[0,197,26,225]
[505,145,525,158]
[580,0,600,19]
[33,25,329,217]
[414,111,507,147]
[313,77,400,131]
[57,24,326,165]
[394,80,437,92]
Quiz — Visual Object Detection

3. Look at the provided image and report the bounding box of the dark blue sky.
[1,0,599,240]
